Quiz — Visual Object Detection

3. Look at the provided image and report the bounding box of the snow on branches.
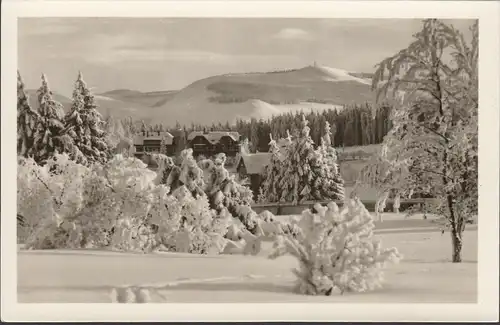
[269,199,401,295]
[31,74,77,165]
[65,72,111,165]
[17,153,229,254]
[259,115,345,204]
[372,19,478,262]
[17,71,40,158]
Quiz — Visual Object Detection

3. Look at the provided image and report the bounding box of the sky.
[18,18,475,97]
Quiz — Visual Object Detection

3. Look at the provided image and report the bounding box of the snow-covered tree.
[260,114,345,204]
[32,74,76,164]
[269,199,401,295]
[170,185,230,254]
[175,148,206,197]
[66,72,111,164]
[372,19,478,262]
[315,121,345,200]
[354,152,409,221]
[240,138,250,155]
[275,115,317,203]
[199,152,260,234]
[258,134,284,203]
[18,154,90,249]
[17,71,39,158]
[152,150,231,253]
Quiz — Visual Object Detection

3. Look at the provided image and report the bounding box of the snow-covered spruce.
[269,199,401,296]
[65,72,111,165]
[258,134,284,203]
[259,115,345,204]
[31,74,78,165]
[150,149,232,254]
[17,71,40,158]
[317,120,345,200]
[198,153,260,234]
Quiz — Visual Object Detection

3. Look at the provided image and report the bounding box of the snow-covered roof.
[133,132,174,145]
[238,153,272,175]
[187,131,240,144]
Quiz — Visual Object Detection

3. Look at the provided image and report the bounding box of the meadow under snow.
[18,215,478,303]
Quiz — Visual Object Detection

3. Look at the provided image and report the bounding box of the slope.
[26,90,156,122]
[149,65,374,126]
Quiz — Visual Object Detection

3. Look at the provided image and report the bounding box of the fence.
[251,199,431,216]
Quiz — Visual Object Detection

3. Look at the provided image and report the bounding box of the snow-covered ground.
[318,66,372,85]
[18,229,477,303]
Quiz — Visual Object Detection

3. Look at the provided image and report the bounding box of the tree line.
[124,103,393,154]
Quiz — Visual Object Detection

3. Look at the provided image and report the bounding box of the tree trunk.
[451,227,463,263]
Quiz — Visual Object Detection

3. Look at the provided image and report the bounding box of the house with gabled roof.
[235,152,271,200]
[188,130,241,157]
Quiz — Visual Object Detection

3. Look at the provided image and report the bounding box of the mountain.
[146,65,375,126]
[25,65,375,126]
[25,89,157,122]
[98,89,178,107]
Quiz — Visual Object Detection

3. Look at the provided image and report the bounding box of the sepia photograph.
[2,0,499,322]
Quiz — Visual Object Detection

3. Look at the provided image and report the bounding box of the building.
[133,131,175,158]
[188,131,241,157]
[235,152,271,200]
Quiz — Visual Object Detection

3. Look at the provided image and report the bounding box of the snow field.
[18,229,477,303]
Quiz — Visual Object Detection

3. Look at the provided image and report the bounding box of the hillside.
[25,65,375,126]
[147,65,375,125]
[25,89,157,122]
[99,89,179,107]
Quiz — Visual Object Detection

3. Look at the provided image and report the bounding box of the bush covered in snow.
[17,153,229,254]
[269,199,401,295]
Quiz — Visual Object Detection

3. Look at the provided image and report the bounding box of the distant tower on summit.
[313,61,317,68]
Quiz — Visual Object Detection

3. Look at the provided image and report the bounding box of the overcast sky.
[18,18,475,96]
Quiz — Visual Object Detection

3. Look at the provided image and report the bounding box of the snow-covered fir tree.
[199,153,260,234]
[372,19,478,262]
[269,199,401,295]
[176,148,206,198]
[275,116,317,203]
[170,149,231,253]
[314,121,345,200]
[66,72,110,164]
[261,114,345,204]
[258,134,285,203]
[17,70,39,158]
[32,74,76,164]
